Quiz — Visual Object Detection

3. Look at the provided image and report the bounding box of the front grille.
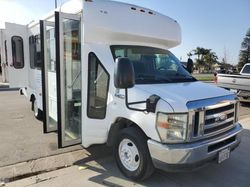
[190,102,236,140]
[204,121,233,134]
[204,104,235,136]
[205,104,234,116]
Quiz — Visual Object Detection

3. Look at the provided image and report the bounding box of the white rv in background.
[4,22,44,120]
[4,0,242,181]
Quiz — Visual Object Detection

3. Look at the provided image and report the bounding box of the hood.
[136,81,234,112]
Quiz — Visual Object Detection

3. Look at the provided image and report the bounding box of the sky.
[0,0,249,64]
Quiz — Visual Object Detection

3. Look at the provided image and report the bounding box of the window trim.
[11,35,24,69]
[87,52,110,119]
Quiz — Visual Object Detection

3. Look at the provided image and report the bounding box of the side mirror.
[114,58,161,113]
[114,57,135,89]
[187,58,194,74]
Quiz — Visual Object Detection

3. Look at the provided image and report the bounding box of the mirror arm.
[125,88,147,112]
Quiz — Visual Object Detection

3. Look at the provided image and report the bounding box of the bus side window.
[11,36,24,69]
[29,34,42,69]
[87,53,110,119]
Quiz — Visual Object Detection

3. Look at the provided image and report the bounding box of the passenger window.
[11,36,24,69]
[29,35,42,69]
[87,53,109,119]
[242,65,250,74]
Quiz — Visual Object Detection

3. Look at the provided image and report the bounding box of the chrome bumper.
[148,123,242,168]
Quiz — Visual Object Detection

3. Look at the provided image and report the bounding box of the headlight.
[156,113,188,143]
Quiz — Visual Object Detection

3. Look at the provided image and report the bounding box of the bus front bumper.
[147,123,242,171]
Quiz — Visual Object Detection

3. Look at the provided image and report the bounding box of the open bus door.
[40,20,58,133]
[55,11,82,148]
[5,23,29,88]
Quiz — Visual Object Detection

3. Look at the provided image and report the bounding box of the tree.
[204,51,218,70]
[192,47,206,72]
[238,28,250,69]
[189,47,218,72]
[193,47,203,61]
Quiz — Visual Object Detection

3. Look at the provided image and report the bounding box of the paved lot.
[0,91,82,167]
[6,120,250,187]
[0,90,250,186]
[240,102,250,119]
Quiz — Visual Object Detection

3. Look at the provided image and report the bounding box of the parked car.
[217,63,250,102]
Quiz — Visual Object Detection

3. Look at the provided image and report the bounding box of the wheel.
[33,99,43,120]
[114,127,154,181]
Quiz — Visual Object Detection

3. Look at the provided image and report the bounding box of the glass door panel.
[41,20,57,133]
[55,12,82,147]
[46,24,57,131]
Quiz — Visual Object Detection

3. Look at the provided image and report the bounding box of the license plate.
[218,148,230,163]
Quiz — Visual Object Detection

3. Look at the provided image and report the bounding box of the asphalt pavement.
[0,91,82,168]
[5,116,250,187]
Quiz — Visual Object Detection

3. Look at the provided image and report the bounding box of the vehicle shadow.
[73,128,250,187]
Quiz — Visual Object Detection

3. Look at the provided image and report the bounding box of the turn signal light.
[157,122,170,129]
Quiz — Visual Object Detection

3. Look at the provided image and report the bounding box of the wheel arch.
[107,117,148,147]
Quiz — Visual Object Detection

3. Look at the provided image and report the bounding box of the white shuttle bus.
[4,0,242,180]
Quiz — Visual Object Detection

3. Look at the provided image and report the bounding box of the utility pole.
[55,0,58,8]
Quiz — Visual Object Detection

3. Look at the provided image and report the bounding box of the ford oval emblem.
[215,113,227,122]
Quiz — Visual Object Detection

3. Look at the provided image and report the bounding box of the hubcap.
[118,138,140,171]
[34,100,38,116]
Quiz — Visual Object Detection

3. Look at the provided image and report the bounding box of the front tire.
[114,127,154,181]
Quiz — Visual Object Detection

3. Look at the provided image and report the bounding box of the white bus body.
[4,0,242,180]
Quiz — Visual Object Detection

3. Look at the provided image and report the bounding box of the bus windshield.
[111,45,196,84]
